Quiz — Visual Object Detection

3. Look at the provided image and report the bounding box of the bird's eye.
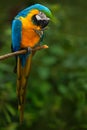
[39,12,43,15]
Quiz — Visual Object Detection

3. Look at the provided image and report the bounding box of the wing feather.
[12,19,22,51]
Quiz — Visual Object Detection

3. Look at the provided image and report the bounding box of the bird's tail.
[16,54,32,124]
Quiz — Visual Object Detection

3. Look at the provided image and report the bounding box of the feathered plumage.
[11,3,52,123]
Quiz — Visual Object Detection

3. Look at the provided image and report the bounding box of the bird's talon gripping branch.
[25,47,32,54]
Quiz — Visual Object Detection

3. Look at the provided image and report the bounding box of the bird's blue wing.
[12,19,29,67]
[12,19,22,51]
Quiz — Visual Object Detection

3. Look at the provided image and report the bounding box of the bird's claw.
[25,47,32,54]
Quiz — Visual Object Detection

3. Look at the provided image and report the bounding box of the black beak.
[40,19,49,28]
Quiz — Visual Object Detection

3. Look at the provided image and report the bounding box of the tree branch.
[0,45,48,61]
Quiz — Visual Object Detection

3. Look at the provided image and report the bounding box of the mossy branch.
[0,45,48,61]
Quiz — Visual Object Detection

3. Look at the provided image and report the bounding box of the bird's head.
[16,4,52,29]
[32,11,50,29]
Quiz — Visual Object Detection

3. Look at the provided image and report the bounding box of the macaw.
[11,3,52,123]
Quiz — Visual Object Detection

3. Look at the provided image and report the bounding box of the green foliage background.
[0,0,87,129]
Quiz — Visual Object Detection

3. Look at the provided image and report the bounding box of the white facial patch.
[36,15,42,20]
[36,12,50,21]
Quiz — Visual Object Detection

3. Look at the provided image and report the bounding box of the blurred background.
[0,0,87,130]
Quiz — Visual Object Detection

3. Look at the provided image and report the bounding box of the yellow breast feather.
[19,9,41,48]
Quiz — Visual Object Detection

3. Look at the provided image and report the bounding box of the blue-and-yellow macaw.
[11,3,52,123]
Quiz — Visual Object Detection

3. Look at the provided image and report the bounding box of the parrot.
[11,3,52,123]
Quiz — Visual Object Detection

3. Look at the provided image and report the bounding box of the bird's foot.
[25,47,32,54]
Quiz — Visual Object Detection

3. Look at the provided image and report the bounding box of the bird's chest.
[21,27,41,48]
